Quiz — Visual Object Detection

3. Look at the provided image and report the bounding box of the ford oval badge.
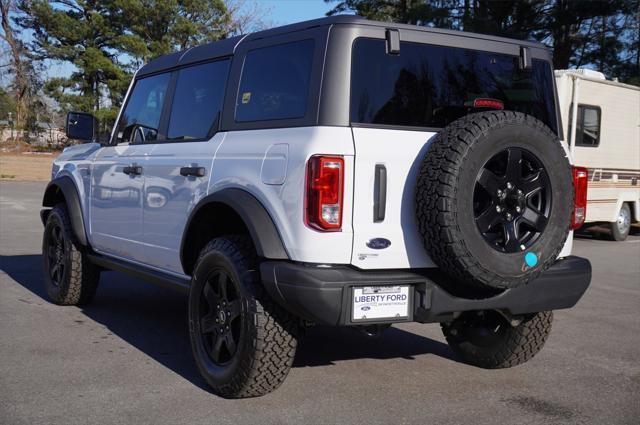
[366,238,391,250]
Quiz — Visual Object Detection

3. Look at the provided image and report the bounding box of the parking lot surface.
[1,181,639,425]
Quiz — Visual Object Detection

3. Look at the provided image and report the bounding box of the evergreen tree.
[326,0,639,84]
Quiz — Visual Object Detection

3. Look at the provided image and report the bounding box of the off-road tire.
[416,111,573,290]
[42,203,100,305]
[188,236,299,398]
[441,311,553,368]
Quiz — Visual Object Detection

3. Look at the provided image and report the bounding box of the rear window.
[350,38,558,133]
[167,59,230,141]
[236,39,314,122]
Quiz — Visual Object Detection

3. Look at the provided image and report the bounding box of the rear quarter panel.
[210,126,355,264]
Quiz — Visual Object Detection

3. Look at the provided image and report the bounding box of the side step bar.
[88,254,191,294]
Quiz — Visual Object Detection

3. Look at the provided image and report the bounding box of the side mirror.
[66,112,96,142]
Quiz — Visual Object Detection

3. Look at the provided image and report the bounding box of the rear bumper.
[260,256,592,326]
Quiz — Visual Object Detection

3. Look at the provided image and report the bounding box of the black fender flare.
[180,188,289,271]
[42,176,89,246]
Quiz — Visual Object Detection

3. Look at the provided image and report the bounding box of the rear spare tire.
[416,111,572,290]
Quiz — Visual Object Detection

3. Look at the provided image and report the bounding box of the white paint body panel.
[141,134,225,272]
[214,126,355,264]
[350,127,436,269]
[350,126,574,267]
[52,121,576,274]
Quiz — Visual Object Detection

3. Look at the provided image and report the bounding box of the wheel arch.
[180,188,289,276]
[41,176,88,246]
[626,199,639,223]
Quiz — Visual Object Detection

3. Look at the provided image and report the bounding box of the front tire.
[42,203,100,305]
[188,236,299,398]
[609,203,631,241]
[441,310,552,369]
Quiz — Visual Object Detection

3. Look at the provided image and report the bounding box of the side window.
[167,59,230,140]
[235,39,314,122]
[573,105,601,147]
[115,73,170,144]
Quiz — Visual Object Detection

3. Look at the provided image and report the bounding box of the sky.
[265,0,335,25]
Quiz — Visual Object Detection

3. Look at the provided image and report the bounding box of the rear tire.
[188,236,299,398]
[609,203,631,241]
[42,203,100,306]
[441,310,552,368]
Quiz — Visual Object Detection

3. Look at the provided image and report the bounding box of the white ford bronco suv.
[41,16,592,398]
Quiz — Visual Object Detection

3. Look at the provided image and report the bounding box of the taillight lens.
[473,98,504,110]
[572,166,588,229]
[305,155,344,231]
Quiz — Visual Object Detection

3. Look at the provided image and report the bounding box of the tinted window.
[116,73,170,143]
[167,59,230,140]
[570,105,601,147]
[236,39,314,122]
[351,39,558,133]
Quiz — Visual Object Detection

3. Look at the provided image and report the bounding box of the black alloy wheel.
[198,269,243,365]
[473,147,552,253]
[42,204,100,305]
[189,236,299,398]
[416,111,573,290]
[46,222,67,286]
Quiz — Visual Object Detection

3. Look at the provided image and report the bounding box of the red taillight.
[572,166,588,229]
[473,98,504,110]
[305,155,344,231]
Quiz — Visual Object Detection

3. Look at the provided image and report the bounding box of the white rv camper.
[555,69,640,241]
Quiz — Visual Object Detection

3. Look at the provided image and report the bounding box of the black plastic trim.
[373,164,387,222]
[42,176,88,246]
[519,46,532,69]
[385,28,400,54]
[89,254,190,293]
[260,256,591,326]
[137,36,243,77]
[180,188,289,273]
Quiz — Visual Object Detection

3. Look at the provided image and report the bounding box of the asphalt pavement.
[1,181,639,425]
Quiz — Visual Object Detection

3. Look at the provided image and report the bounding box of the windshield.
[350,38,558,134]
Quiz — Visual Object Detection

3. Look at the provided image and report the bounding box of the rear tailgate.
[350,127,437,269]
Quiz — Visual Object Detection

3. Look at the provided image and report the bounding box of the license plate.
[352,285,410,321]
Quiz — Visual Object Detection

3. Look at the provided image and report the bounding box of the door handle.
[123,165,143,176]
[180,166,206,177]
[373,164,387,222]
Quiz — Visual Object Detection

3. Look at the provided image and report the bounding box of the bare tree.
[0,0,28,130]
[224,0,275,36]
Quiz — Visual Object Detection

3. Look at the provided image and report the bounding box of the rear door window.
[350,38,558,133]
[235,39,315,122]
[167,59,230,141]
[115,73,170,143]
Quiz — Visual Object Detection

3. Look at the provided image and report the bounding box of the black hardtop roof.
[137,15,549,77]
